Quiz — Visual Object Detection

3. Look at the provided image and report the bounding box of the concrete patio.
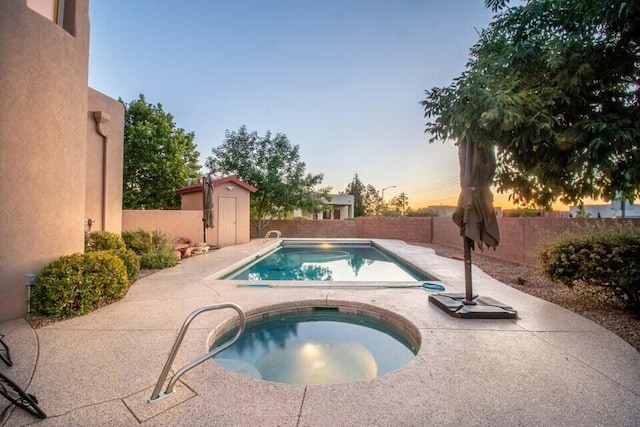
[1,239,639,426]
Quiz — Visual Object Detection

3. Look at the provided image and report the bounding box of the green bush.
[122,229,173,253]
[107,249,140,283]
[123,229,178,270]
[86,231,126,252]
[31,252,129,318]
[151,230,172,252]
[122,229,153,255]
[539,223,640,313]
[140,249,178,269]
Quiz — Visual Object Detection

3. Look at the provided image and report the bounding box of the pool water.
[225,244,430,281]
[213,309,418,384]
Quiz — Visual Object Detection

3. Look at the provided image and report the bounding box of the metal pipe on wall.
[93,111,111,231]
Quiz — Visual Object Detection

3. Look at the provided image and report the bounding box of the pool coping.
[210,238,442,283]
[205,299,423,360]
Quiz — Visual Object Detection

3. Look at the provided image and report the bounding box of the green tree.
[206,126,329,236]
[122,94,200,209]
[345,174,367,217]
[422,0,640,210]
[389,192,409,215]
[364,185,383,216]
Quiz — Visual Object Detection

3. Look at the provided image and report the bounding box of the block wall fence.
[253,217,640,266]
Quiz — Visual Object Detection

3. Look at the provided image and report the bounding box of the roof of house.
[328,194,354,205]
[175,176,257,194]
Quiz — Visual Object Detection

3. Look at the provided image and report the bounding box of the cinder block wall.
[254,220,357,239]
[252,217,640,267]
[432,217,640,266]
[355,217,432,242]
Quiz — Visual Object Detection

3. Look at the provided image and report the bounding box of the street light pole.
[381,185,397,215]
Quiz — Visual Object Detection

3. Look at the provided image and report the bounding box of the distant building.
[294,194,355,220]
[569,201,639,218]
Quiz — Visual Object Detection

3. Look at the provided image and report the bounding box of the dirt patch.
[414,242,640,353]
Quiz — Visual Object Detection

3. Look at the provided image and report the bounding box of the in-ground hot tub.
[209,302,421,385]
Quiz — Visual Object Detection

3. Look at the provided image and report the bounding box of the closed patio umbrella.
[429,140,516,319]
[453,139,500,302]
[203,175,215,242]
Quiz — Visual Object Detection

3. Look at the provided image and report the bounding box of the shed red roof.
[175,176,257,194]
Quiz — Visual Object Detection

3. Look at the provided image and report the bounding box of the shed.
[176,176,257,246]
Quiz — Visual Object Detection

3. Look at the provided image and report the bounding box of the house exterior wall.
[569,203,639,218]
[85,88,125,234]
[293,205,353,220]
[334,205,350,219]
[181,192,202,210]
[0,0,90,321]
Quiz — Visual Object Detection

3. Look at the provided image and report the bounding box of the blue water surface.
[213,310,417,384]
[225,244,429,281]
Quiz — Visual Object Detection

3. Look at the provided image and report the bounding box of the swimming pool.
[224,242,432,281]
[212,305,419,384]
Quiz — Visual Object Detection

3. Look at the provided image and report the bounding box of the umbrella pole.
[463,237,476,305]
[202,177,206,243]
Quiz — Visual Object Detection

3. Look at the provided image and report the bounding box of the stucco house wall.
[85,88,125,234]
[0,0,124,321]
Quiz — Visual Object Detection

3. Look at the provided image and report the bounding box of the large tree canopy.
[206,126,328,234]
[122,94,200,209]
[423,0,640,208]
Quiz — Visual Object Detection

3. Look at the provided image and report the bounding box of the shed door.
[219,197,237,246]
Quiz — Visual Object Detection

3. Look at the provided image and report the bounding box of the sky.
[88,0,504,209]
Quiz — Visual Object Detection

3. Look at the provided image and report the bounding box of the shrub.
[31,252,128,318]
[86,231,126,252]
[151,230,172,252]
[539,222,640,314]
[107,249,140,283]
[140,249,178,269]
[122,229,173,252]
[123,229,177,270]
[122,229,153,255]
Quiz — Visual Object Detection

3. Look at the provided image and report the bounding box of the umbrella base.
[429,293,517,319]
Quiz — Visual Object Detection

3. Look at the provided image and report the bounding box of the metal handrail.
[149,303,245,403]
[263,230,281,242]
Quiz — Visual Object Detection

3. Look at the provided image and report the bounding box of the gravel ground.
[414,242,640,353]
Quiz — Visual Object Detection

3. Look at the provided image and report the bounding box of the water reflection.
[213,311,416,385]
[230,245,425,281]
[224,320,298,354]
